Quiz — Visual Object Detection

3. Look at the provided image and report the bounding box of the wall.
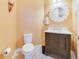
[73,0,79,34]
[0,0,16,59]
[72,0,79,59]
[16,0,44,46]
[44,0,77,59]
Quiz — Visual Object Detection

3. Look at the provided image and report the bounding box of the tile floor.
[16,43,78,59]
[32,45,55,59]
[13,45,55,59]
[33,44,78,59]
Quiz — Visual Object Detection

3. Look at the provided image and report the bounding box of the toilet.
[22,34,34,59]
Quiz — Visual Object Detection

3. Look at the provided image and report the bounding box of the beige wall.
[0,0,16,59]
[16,0,44,45]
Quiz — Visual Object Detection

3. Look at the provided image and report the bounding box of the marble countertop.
[45,27,72,34]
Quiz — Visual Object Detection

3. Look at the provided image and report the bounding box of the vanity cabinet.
[45,33,71,59]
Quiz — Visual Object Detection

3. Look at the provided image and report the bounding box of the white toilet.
[22,34,34,59]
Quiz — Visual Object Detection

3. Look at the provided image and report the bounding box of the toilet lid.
[22,43,34,53]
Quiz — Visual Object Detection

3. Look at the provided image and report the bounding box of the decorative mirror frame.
[48,2,69,22]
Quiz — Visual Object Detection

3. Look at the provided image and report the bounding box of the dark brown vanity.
[44,32,71,59]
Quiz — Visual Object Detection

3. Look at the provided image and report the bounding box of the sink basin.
[45,27,72,34]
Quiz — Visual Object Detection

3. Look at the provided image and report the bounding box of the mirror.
[48,2,69,22]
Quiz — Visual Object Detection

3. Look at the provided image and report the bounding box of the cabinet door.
[57,34,65,57]
[45,33,52,55]
[65,35,71,59]
[45,33,59,55]
[58,34,71,59]
[50,34,59,54]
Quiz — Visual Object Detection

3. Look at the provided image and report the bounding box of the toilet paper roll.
[4,48,11,56]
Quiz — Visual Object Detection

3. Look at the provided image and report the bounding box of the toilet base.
[25,54,32,59]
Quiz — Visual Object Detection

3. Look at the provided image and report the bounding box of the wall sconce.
[43,16,49,25]
[8,0,15,13]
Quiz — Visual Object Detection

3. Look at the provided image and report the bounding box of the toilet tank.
[24,34,32,43]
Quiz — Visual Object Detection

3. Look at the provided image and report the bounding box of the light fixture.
[8,0,15,13]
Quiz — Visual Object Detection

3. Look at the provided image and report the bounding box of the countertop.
[45,29,72,34]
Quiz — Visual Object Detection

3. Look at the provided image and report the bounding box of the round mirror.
[48,2,69,22]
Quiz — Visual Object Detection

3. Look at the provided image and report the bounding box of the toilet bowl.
[22,34,34,59]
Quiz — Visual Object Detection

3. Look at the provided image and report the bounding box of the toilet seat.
[22,43,34,55]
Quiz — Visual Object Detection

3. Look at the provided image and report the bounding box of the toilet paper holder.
[4,48,11,56]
